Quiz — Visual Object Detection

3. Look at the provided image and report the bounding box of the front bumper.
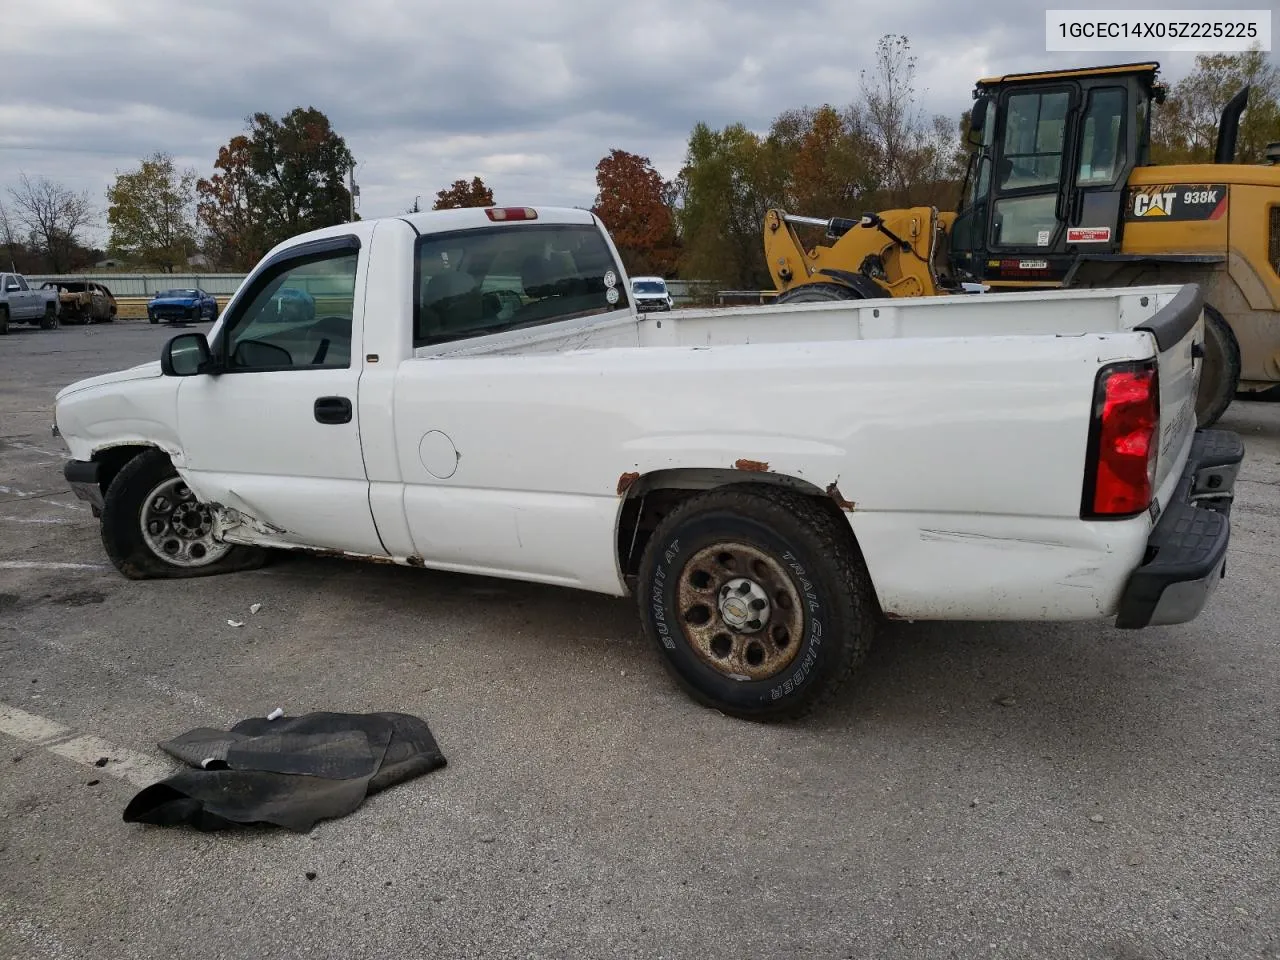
[64,459,105,514]
[1115,428,1243,629]
[635,300,671,312]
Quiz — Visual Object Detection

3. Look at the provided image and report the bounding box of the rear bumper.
[1115,428,1243,629]
[64,459,105,514]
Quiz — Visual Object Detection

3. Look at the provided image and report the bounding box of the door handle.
[314,396,352,424]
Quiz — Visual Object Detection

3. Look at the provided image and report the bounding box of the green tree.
[1151,47,1280,164]
[197,107,355,269]
[432,176,495,209]
[673,123,787,288]
[591,149,679,276]
[106,152,198,272]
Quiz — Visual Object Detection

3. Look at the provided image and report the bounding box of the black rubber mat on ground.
[122,711,447,832]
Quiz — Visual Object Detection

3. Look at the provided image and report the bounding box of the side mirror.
[967,97,989,145]
[161,333,213,377]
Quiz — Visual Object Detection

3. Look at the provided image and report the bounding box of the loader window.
[1077,87,1126,186]
[1000,91,1069,191]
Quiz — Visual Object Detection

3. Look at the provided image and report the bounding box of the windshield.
[158,289,199,298]
[632,281,666,294]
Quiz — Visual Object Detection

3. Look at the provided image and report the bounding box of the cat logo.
[1133,191,1177,217]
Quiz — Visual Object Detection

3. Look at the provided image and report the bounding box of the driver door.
[174,234,385,556]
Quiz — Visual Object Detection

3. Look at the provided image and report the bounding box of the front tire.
[1195,304,1241,429]
[776,282,865,305]
[636,485,875,722]
[0,306,8,335]
[100,449,269,580]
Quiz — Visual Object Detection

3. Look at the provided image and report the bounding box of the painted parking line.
[0,701,174,788]
[0,516,73,525]
[2,440,66,458]
[0,561,108,570]
[0,485,86,511]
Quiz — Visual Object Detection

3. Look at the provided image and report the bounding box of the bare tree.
[6,172,95,273]
[0,199,20,271]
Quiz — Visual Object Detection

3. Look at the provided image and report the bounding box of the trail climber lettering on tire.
[637,487,873,721]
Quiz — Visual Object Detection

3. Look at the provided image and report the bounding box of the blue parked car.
[148,288,218,324]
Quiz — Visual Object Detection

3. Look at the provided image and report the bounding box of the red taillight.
[485,207,538,221]
[1082,361,1160,518]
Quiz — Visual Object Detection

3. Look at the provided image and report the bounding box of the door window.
[992,194,1059,247]
[15,275,29,291]
[221,249,359,371]
[999,91,1070,191]
[1076,87,1126,186]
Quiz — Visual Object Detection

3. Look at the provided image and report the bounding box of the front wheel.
[100,449,269,579]
[636,486,876,722]
[0,307,8,335]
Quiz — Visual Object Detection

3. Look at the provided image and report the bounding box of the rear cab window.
[413,223,627,347]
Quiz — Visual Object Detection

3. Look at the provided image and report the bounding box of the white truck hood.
[55,361,162,401]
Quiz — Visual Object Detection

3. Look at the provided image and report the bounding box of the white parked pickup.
[53,205,1244,720]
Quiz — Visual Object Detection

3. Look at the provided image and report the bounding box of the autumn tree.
[432,176,495,209]
[1151,47,1280,164]
[106,152,198,272]
[197,107,355,269]
[769,104,878,218]
[591,149,679,276]
[197,136,264,270]
[5,173,95,273]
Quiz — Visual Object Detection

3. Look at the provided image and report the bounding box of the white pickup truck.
[52,206,1243,721]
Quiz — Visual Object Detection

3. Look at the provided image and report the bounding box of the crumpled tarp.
[122,711,447,832]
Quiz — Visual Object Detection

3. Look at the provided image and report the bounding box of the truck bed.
[423,285,1189,357]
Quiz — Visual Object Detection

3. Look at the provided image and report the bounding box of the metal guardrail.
[714,290,780,306]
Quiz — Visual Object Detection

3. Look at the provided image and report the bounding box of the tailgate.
[1133,285,1203,495]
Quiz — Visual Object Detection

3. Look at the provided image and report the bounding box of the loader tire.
[1195,304,1241,429]
[776,282,866,305]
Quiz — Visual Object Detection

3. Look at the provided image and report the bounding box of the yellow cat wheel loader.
[763,62,1280,427]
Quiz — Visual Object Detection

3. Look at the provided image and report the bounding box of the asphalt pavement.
[1,319,1278,960]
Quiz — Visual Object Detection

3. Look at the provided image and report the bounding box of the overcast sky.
[2,0,1274,249]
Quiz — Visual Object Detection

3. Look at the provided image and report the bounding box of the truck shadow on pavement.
[254,550,1219,767]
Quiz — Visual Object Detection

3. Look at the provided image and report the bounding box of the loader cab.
[949,62,1162,287]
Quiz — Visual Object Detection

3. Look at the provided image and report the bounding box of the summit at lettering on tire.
[51,205,1242,720]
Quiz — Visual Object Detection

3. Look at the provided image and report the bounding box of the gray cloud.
[2,0,1271,248]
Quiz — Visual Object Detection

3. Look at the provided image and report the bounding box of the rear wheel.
[1195,304,1241,429]
[636,485,875,722]
[100,449,269,580]
[39,304,58,330]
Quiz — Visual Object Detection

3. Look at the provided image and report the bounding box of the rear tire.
[100,449,269,580]
[40,304,58,330]
[636,485,875,722]
[1195,304,1241,429]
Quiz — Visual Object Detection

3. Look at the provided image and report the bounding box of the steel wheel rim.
[139,477,231,567]
[676,541,805,681]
